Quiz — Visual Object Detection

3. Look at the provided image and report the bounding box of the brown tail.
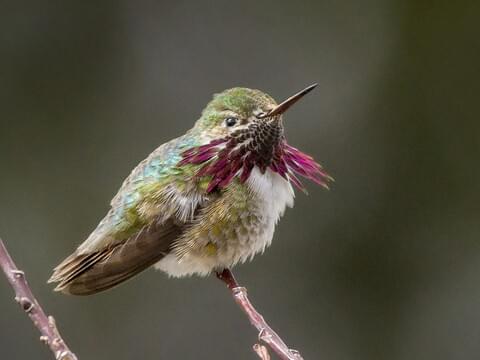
[49,219,181,295]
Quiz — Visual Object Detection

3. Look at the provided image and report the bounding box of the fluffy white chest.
[246,167,295,224]
[156,167,294,277]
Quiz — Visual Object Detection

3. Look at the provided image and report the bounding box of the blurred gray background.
[1,1,479,359]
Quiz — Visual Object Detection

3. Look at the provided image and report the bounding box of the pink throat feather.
[178,137,332,193]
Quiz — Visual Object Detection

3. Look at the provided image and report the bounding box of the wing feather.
[49,218,181,295]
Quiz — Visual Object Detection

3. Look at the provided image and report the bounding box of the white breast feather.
[246,167,295,223]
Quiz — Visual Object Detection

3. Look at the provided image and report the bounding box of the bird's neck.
[178,133,330,194]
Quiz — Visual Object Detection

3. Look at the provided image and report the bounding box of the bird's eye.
[225,117,238,127]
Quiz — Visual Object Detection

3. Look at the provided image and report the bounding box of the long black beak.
[263,83,317,118]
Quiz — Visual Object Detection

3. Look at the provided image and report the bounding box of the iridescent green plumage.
[88,134,201,245]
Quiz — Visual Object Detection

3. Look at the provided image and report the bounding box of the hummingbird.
[49,84,332,295]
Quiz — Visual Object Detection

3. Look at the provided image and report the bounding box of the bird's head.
[180,85,332,193]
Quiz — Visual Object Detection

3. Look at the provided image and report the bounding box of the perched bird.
[49,84,332,295]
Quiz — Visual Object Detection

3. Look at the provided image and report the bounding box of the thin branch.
[0,238,78,360]
[216,269,304,360]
